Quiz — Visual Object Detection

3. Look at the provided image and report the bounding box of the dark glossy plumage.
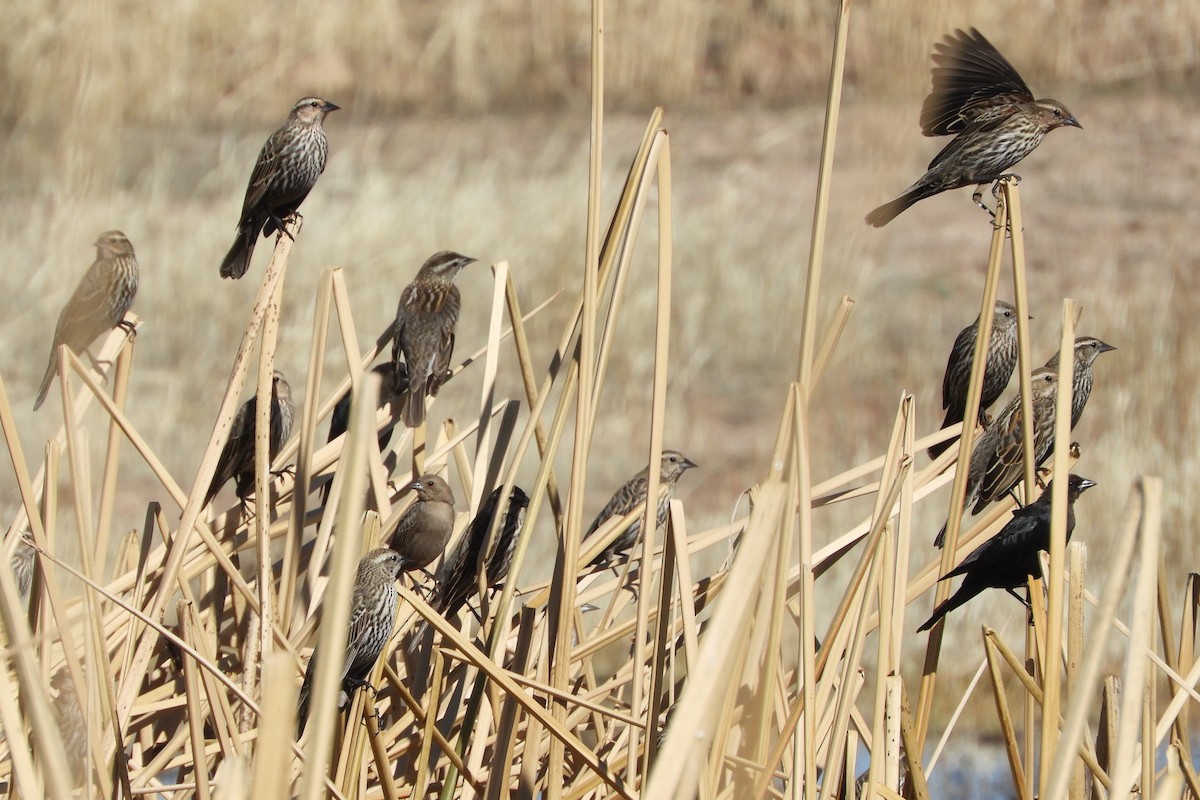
[867,28,1080,226]
[1042,336,1116,428]
[321,362,408,504]
[929,301,1020,458]
[391,251,476,427]
[220,97,338,279]
[297,547,405,734]
[204,371,295,507]
[389,474,457,572]
[433,485,529,618]
[586,450,697,569]
[920,475,1095,631]
[34,231,139,410]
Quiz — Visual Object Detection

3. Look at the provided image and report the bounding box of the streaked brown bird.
[297,547,405,735]
[586,450,698,569]
[866,28,1081,227]
[321,362,409,505]
[928,300,1020,459]
[433,484,529,618]
[10,536,36,604]
[34,231,139,410]
[920,474,1095,631]
[219,97,339,279]
[388,474,457,574]
[204,371,295,508]
[391,251,476,427]
[1042,336,1116,428]
[935,367,1058,548]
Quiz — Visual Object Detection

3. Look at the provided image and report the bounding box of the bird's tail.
[865,182,940,227]
[401,384,426,428]
[296,661,313,737]
[933,520,948,549]
[927,408,964,459]
[32,353,58,411]
[917,588,972,632]
[219,223,258,279]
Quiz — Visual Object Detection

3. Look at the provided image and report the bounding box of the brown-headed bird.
[34,231,139,410]
[920,474,1095,631]
[204,371,295,508]
[388,474,457,574]
[586,450,697,569]
[866,28,1081,227]
[297,547,405,735]
[391,251,476,427]
[219,97,339,279]
[934,367,1058,548]
[1042,336,1116,428]
[433,484,529,618]
[929,300,1020,458]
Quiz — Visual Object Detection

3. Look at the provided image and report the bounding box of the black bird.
[433,484,529,619]
[204,371,295,508]
[321,362,408,504]
[919,474,1095,632]
[297,548,405,735]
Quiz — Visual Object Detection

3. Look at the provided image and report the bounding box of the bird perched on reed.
[866,28,1081,226]
[388,474,457,575]
[10,536,36,605]
[297,548,405,735]
[1042,336,1116,428]
[585,450,698,570]
[929,300,1020,458]
[433,484,529,618]
[935,367,1058,548]
[920,474,1095,631]
[392,251,476,427]
[204,371,295,508]
[219,97,339,279]
[34,231,139,411]
[321,362,409,504]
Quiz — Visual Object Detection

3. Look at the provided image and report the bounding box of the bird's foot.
[345,677,378,696]
[972,186,997,219]
[272,465,296,481]
[270,214,300,241]
[116,318,139,338]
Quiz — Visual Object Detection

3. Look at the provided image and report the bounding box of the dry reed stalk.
[916,187,1010,745]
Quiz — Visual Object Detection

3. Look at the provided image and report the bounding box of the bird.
[928,300,1020,459]
[585,450,698,569]
[204,371,295,508]
[219,97,339,279]
[934,367,1058,548]
[919,474,1096,631]
[321,362,409,505]
[297,547,405,735]
[388,474,457,575]
[432,484,529,619]
[391,251,477,427]
[1042,336,1116,428]
[866,28,1081,227]
[10,536,36,604]
[34,231,139,411]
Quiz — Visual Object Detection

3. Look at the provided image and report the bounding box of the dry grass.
[2,0,1200,796]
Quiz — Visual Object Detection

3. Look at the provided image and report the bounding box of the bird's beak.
[683,458,698,471]
[323,101,341,113]
[1078,478,1097,492]
[1098,341,1117,353]
[1066,114,1082,129]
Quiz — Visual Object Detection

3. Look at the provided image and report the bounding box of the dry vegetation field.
[2,0,1200,797]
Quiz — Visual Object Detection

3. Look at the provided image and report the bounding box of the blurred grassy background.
[2,0,1199,694]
